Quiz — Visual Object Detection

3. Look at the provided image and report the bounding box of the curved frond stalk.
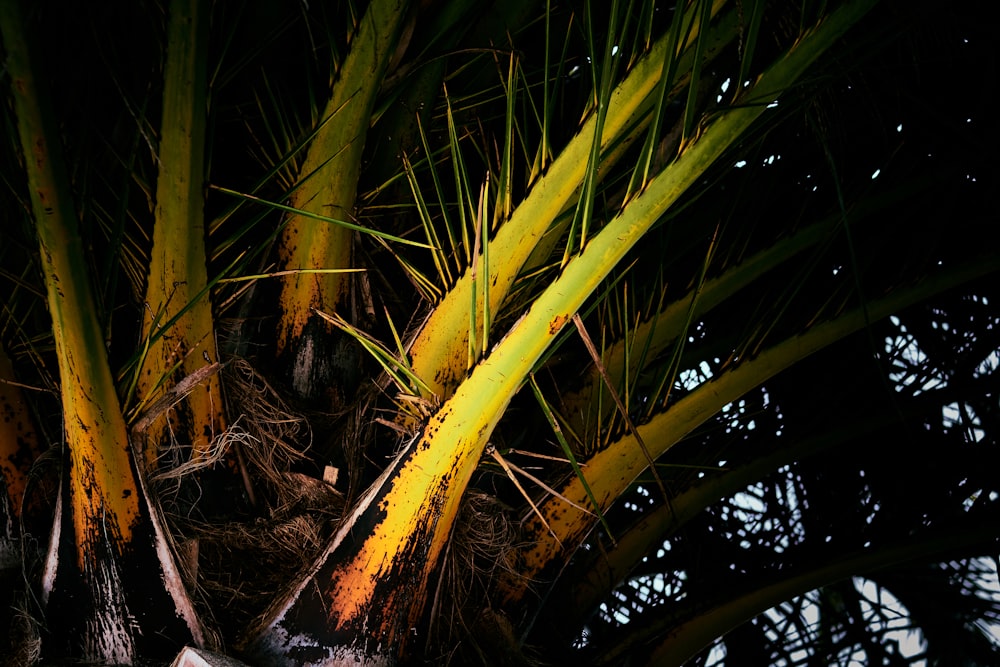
[563,215,839,440]
[501,256,998,604]
[404,0,736,406]
[243,4,884,660]
[561,415,886,635]
[0,2,206,660]
[274,0,414,402]
[635,526,999,667]
[135,0,226,468]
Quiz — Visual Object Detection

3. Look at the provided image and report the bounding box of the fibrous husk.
[155,358,345,641]
[425,490,533,665]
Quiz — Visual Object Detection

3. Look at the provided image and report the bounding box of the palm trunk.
[135,0,226,470]
[273,0,413,405]
[1,1,206,661]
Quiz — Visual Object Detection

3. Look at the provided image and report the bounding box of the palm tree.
[1,0,997,664]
